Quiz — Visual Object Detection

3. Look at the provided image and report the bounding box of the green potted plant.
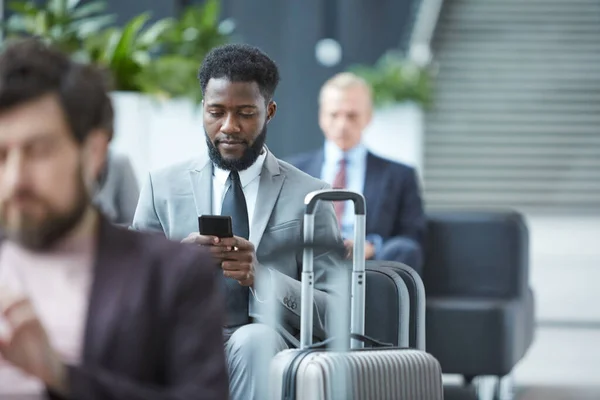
[349,50,432,108]
[348,51,433,175]
[140,0,234,103]
[1,0,234,183]
[2,0,234,103]
[1,0,116,59]
[82,12,174,93]
[85,0,234,182]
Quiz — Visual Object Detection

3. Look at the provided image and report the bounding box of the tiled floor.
[526,215,600,323]
[513,326,600,387]
[444,324,600,399]
[512,325,600,399]
[515,215,600,397]
[516,386,600,400]
[445,215,600,399]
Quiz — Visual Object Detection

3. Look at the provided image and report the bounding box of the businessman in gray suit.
[131,44,343,400]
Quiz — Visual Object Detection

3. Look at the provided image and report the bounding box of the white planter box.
[109,92,206,185]
[362,101,424,178]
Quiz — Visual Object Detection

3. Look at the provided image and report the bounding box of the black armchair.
[423,211,535,387]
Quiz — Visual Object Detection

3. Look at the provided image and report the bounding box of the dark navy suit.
[288,145,426,274]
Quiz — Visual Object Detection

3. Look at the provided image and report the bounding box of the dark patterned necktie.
[220,170,250,327]
[221,171,250,240]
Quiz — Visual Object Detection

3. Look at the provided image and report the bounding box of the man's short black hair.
[198,43,280,102]
[0,38,114,143]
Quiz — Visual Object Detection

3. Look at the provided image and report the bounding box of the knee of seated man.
[227,323,284,357]
[381,237,423,271]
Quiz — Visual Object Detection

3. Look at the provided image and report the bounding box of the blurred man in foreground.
[0,39,228,399]
[289,72,427,274]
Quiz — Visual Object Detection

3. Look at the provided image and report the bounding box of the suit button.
[284,297,289,307]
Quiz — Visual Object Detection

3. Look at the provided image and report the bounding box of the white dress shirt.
[211,150,267,242]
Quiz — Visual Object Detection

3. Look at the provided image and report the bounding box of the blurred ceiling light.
[218,18,236,35]
[315,38,342,67]
[408,43,432,67]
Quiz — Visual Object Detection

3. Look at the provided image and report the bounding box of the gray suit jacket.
[94,151,140,226]
[131,149,344,342]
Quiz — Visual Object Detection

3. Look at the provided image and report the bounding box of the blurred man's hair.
[198,43,280,102]
[319,72,373,106]
[0,38,114,143]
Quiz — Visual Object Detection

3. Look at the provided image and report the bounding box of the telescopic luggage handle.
[301,189,367,350]
[304,190,366,215]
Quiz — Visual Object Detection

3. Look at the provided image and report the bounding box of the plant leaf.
[67,0,82,11]
[71,14,116,37]
[7,1,39,16]
[71,1,108,19]
[136,55,201,101]
[199,0,220,29]
[34,11,50,36]
[3,15,29,32]
[138,18,174,47]
[104,13,153,91]
[110,12,151,66]
[94,29,120,63]
[48,0,68,17]
[132,50,151,67]
[348,51,432,107]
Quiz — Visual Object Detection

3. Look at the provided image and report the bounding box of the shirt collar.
[213,148,267,188]
[324,140,367,165]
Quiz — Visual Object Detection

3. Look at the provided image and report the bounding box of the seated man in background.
[131,43,343,400]
[288,72,427,275]
[0,39,228,399]
[93,149,140,226]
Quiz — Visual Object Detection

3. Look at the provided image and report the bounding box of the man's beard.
[0,171,90,251]
[206,124,267,172]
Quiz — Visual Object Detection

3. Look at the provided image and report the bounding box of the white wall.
[362,102,425,178]
[109,92,207,185]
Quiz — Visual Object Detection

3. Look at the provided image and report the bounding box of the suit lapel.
[250,151,285,248]
[189,159,213,217]
[83,218,136,362]
[363,152,384,233]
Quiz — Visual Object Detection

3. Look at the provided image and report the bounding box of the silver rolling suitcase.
[269,189,444,400]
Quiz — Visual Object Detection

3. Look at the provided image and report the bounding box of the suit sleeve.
[394,167,427,247]
[269,183,345,341]
[130,172,165,234]
[62,251,229,400]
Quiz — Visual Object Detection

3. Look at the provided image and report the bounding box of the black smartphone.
[198,215,233,238]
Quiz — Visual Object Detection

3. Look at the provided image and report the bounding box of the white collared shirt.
[211,150,267,244]
[211,149,270,303]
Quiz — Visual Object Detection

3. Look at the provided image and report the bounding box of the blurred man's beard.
[0,172,89,251]
[206,124,267,172]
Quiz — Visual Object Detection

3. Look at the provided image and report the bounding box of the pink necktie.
[332,158,347,227]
